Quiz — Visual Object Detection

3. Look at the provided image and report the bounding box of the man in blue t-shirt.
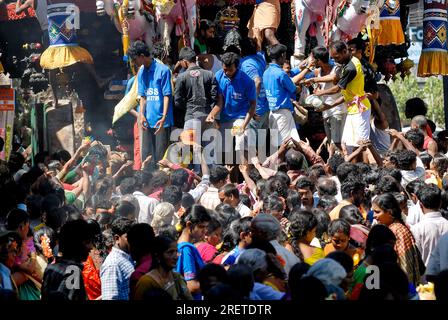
[263,44,310,147]
[206,52,256,164]
[121,42,149,170]
[240,38,268,151]
[134,41,173,168]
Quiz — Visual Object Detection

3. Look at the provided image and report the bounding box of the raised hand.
[239,163,249,174]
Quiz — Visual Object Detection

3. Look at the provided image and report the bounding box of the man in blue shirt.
[135,41,173,168]
[263,44,310,147]
[206,52,256,164]
[240,38,268,151]
[118,42,148,170]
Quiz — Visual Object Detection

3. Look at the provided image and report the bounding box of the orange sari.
[82,255,101,300]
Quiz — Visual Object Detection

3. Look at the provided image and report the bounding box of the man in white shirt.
[305,46,347,150]
[200,165,229,210]
[120,173,155,224]
[405,179,425,226]
[411,184,448,266]
[327,153,346,202]
[394,150,425,188]
[407,201,424,226]
[219,183,252,217]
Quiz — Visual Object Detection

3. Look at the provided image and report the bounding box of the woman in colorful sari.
[288,209,324,266]
[82,219,106,300]
[7,209,41,300]
[372,193,425,287]
[324,219,364,267]
[425,154,448,189]
[133,236,192,300]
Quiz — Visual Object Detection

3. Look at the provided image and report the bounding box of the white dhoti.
[341,109,371,147]
[269,108,300,147]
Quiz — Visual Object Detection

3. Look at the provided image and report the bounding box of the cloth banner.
[40,3,93,69]
[377,0,405,46]
[0,88,15,161]
[112,76,139,124]
[418,0,448,77]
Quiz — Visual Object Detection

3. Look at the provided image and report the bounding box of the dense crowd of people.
[1,92,448,300]
[1,1,448,303]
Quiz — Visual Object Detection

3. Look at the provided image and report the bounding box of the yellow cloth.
[377,19,405,46]
[304,247,325,266]
[133,271,193,300]
[329,200,352,220]
[0,62,4,73]
[324,244,363,267]
[425,174,442,189]
[40,46,93,70]
[33,223,46,233]
[417,51,448,77]
[162,142,192,168]
[342,57,371,115]
[112,75,139,124]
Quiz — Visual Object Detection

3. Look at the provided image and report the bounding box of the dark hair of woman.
[373,193,404,224]
[151,236,176,270]
[179,204,212,229]
[288,209,317,261]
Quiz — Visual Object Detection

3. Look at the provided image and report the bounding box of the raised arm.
[261,138,292,170]
[344,142,367,163]
[56,140,91,181]
[367,140,384,167]
[314,84,341,97]
[292,138,325,166]
[291,66,312,85]
[371,98,389,130]
[304,72,337,85]
[239,164,257,194]
[252,156,277,179]
[387,129,420,155]
[15,0,34,14]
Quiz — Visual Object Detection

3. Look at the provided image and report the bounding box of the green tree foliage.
[388,75,445,129]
